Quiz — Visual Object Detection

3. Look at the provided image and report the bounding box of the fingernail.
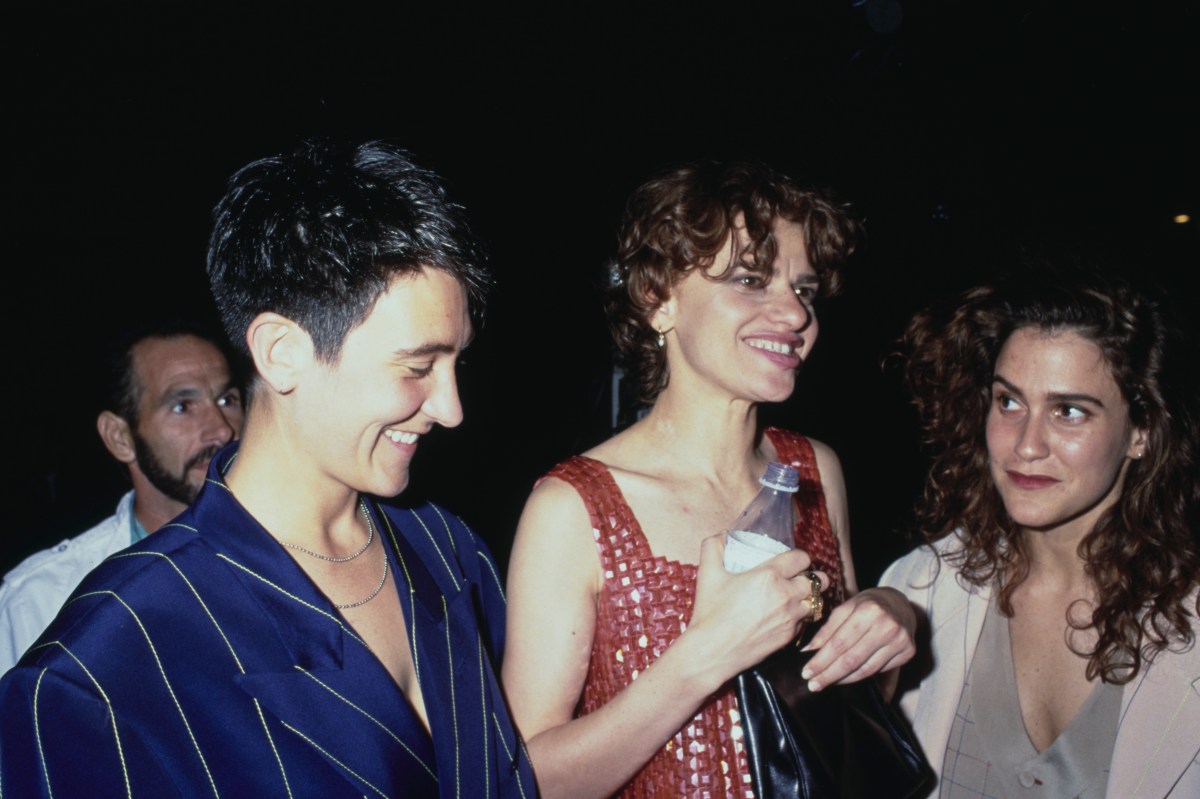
[807,679,821,692]
[801,668,813,680]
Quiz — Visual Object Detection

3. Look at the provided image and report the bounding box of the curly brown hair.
[608,161,859,404]
[903,271,1200,683]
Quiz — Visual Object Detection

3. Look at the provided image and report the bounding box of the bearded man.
[0,321,243,671]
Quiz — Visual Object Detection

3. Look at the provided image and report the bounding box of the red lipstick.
[1006,470,1059,489]
[745,335,803,368]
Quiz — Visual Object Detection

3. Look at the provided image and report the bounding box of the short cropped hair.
[903,270,1200,682]
[101,319,235,427]
[207,139,489,364]
[608,161,859,403]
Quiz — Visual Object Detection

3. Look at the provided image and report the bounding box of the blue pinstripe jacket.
[0,449,536,798]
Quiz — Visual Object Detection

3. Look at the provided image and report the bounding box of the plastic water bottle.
[723,462,799,573]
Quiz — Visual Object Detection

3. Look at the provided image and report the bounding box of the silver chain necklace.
[277,499,389,609]
[334,548,389,610]
[280,499,374,562]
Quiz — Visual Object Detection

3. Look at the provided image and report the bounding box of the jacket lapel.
[1107,643,1200,797]
[909,554,991,764]
[931,539,992,700]
[191,456,438,796]
[236,651,438,796]
[952,575,991,684]
[219,511,439,795]
[192,448,519,797]
[377,502,507,798]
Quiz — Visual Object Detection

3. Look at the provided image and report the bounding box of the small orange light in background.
[1173,214,1191,224]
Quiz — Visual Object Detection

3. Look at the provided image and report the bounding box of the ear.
[650,291,678,337]
[245,312,312,395]
[1128,425,1149,461]
[97,411,136,465]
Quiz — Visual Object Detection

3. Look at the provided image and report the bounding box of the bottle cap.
[760,462,800,492]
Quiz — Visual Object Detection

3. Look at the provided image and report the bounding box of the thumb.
[698,533,728,577]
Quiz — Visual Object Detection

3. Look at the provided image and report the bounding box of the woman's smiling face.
[294,268,472,499]
[986,326,1147,541]
[654,219,819,405]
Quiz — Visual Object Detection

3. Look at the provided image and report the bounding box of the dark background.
[4,2,1196,585]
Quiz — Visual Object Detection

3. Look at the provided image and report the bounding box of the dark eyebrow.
[393,342,463,359]
[159,379,240,405]
[1047,391,1106,407]
[992,375,1105,407]
[991,376,1022,396]
[162,386,203,403]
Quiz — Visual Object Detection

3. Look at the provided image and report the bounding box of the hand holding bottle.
[723,462,800,573]
[687,534,829,687]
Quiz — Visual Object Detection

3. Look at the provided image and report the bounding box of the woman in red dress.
[503,162,918,798]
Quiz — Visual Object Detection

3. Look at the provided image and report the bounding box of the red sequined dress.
[544,428,845,798]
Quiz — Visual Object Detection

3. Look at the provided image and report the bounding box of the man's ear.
[97,411,136,465]
[245,312,312,395]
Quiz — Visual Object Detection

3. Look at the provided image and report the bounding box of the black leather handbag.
[734,626,935,799]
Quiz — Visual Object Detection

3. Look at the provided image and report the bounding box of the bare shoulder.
[518,422,660,555]
[516,476,593,546]
[510,474,604,592]
[804,436,845,483]
[802,437,847,508]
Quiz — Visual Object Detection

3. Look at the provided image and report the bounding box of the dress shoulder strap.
[764,427,846,600]
[541,456,653,566]
[764,427,818,477]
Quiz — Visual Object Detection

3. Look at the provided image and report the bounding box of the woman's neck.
[1018,523,1093,593]
[635,383,768,484]
[223,409,363,550]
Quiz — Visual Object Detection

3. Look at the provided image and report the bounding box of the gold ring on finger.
[805,570,823,597]
[805,591,825,623]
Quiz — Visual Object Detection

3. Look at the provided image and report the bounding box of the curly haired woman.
[504,161,918,798]
[883,271,1200,798]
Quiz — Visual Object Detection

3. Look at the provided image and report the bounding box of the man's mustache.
[186,445,222,473]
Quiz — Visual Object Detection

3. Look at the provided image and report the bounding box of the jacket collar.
[184,444,525,796]
[1107,630,1200,797]
[185,444,442,795]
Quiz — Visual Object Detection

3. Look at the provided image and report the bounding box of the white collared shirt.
[0,491,135,673]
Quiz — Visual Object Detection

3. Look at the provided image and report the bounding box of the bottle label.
[723,530,791,573]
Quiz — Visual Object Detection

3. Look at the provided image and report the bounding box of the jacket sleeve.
[0,662,180,798]
[443,508,509,663]
[880,541,953,622]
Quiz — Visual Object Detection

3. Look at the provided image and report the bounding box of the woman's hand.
[504,489,831,799]
[798,586,917,691]
[685,535,830,688]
